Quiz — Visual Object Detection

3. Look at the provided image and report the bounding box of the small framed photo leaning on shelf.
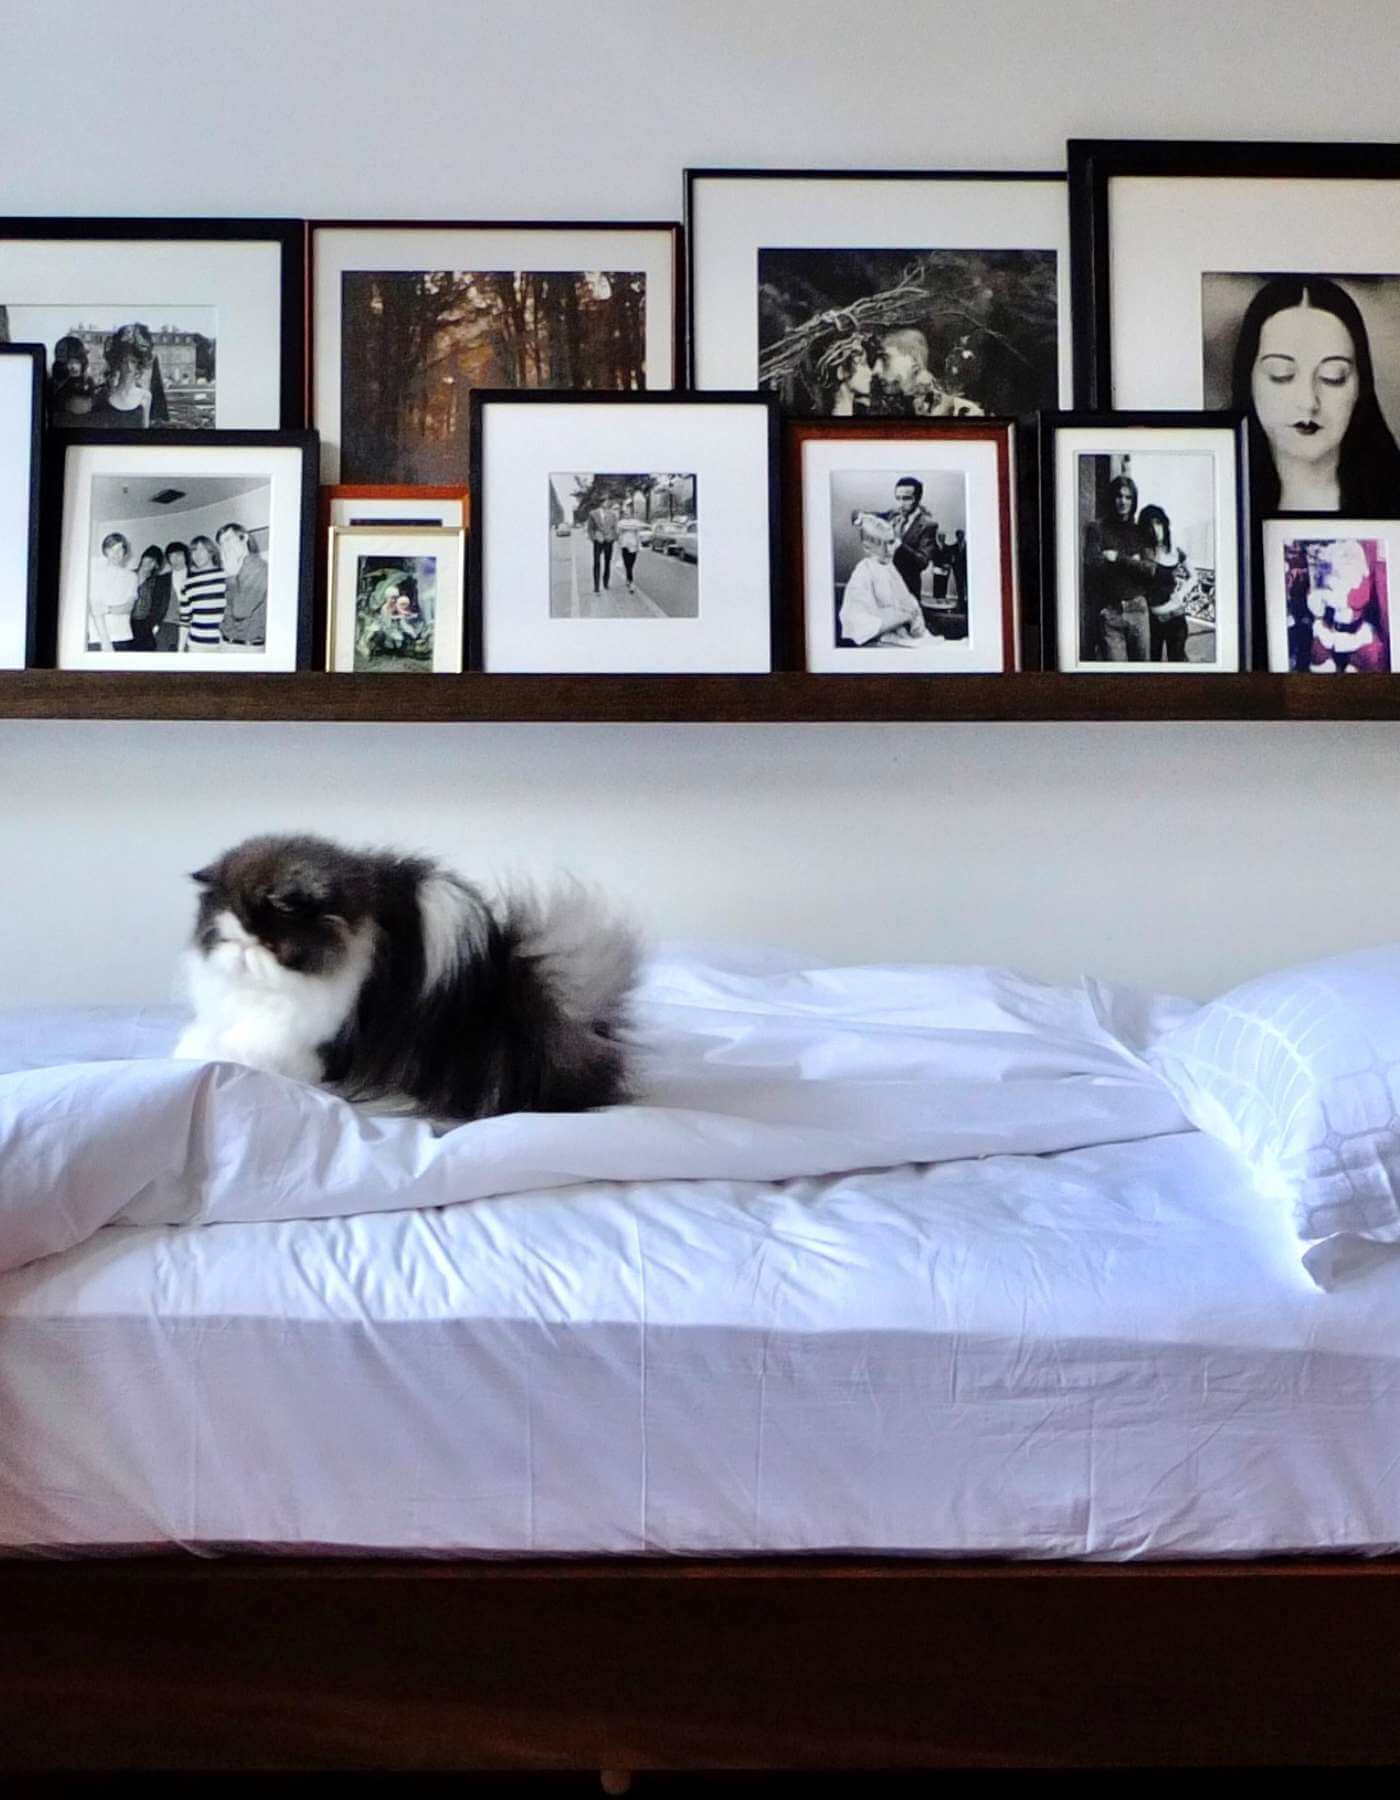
[0,343,43,669]
[1263,520,1400,674]
[323,484,469,532]
[0,215,305,433]
[786,417,1019,672]
[326,525,466,675]
[53,429,318,671]
[1038,411,1251,673]
[468,390,779,673]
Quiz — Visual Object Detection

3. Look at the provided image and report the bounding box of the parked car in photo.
[672,522,699,562]
[649,519,680,554]
[555,522,572,537]
[660,517,695,556]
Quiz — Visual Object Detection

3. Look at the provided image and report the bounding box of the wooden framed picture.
[0,216,305,432]
[327,525,465,674]
[0,343,43,668]
[1263,519,1398,673]
[786,417,1018,672]
[686,168,1072,416]
[310,221,683,486]
[55,429,318,671]
[468,389,778,673]
[1039,411,1251,673]
[1069,140,1400,517]
[323,484,469,531]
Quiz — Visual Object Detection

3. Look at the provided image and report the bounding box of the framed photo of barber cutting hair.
[786,417,1020,672]
[1039,411,1251,673]
[686,168,1073,417]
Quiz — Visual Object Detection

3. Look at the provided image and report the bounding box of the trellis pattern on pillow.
[1148,944,1400,1253]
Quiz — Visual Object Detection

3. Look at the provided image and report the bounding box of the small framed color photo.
[1263,520,1397,674]
[788,418,1017,672]
[55,429,318,671]
[0,343,43,668]
[311,221,682,485]
[686,169,1073,415]
[1069,141,1400,517]
[327,526,465,674]
[1040,412,1250,673]
[469,390,778,673]
[0,216,305,431]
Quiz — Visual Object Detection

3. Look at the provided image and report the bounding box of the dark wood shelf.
[3,670,1400,723]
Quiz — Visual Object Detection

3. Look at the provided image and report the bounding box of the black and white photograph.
[1044,414,1246,674]
[469,391,775,673]
[0,218,303,429]
[548,473,698,620]
[0,304,216,429]
[790,418,1016,674]
[56,430,317,672]
[758,248,1059,419]
[1203,272,1400,514]
[327,525,465,674]
[1074,453,1217,665]
[312,224,682,482]
[828,469,967,648]
[686,170,1072,405]
[1263,519,1396,674]
[340,270,647,483]
[0,344,42,669]
[80,473,271,654]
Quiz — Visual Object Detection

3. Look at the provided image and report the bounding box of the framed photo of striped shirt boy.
[54,429,318,671]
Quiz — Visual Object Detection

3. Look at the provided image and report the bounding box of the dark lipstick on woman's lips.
[1294,420,1322,434]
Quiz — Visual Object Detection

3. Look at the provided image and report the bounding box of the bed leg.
[600,1773,634,1796]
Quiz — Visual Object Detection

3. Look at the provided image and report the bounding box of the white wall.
[3,0,1399,1007]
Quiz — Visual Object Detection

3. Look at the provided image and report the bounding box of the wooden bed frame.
[5,1555,1400,1770]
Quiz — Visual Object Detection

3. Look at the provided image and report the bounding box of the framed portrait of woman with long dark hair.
[1069,142,1400,521]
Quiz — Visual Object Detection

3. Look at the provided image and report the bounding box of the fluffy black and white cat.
[172,833,640,1118]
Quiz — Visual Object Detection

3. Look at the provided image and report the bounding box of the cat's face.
[190,835,371,984]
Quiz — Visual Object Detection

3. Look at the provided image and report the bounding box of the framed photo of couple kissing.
[1069,141,1400,520]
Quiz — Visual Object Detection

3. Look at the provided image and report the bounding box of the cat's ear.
[190,865,217,887]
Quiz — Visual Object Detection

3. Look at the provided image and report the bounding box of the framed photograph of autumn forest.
[310,221,682,486]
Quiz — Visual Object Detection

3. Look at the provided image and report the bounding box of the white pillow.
[1147,944,1400,1275]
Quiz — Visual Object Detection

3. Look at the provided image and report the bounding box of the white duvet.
[0,954,1194,1273]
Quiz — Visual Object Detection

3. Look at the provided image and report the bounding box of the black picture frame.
[684,166,1073,410]
[0,215,306,429]
[1037,409,1253,673]
[1068,139,1400,412]
[308,220,686,486]
[0,342,44,669]
[49,427,320,671]
[467,388,782,672]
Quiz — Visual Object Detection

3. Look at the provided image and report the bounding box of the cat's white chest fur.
[173,912,375,1085]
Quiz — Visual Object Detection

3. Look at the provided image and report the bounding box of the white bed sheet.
[6,1111,1400,1559]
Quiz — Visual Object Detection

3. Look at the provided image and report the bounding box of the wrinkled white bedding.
[0,957,1193,1271]
[7,954,1400,1559]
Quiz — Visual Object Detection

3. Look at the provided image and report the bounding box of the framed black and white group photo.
[54,429,318,671]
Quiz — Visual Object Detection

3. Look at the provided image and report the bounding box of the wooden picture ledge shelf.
[2,669,1400,723]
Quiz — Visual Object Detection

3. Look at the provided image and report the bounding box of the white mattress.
[6,1095,1400,1558]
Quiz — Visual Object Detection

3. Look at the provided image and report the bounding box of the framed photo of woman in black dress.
[1069,142,1400,520]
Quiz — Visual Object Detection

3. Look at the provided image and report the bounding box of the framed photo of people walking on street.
[54,429,318,672]
[311,221,682,487]
[787,418,1018,673]
[1263,518,1399,674]
[1069,141,1400,519]
[469,390,779,673]
[0,343,43,668]
[686,169,1073,418]
[0,217,305,432]
[1039,412,1250,674]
